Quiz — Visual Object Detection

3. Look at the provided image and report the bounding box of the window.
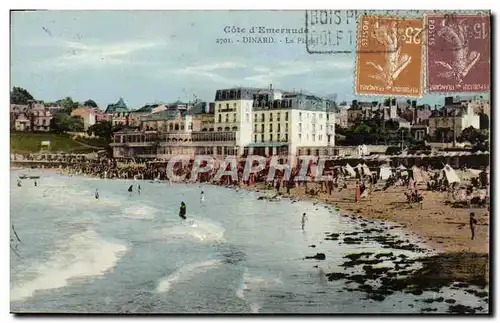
[312,124,316,132]
[277,112,281,121]
[319,135,322,141]
[261,113,265,122]
[320,125,323,130]
[254,124,258,132]
[225,114,229,123]
[277,123,281,132]
[319,113,323,119]
[260,124,264,133]
[327,113,330,120]
[233,113,236,122]
[270,134,273,142]
[299,123,302,132]
[285,133,288,141]
[226,103,229,109]
[269,124,273,132]
[233,103,237,109]
[169,124,174,130]
[188,123,193,130]
[285,123,288,131]
[261,134,264,142]
[254,135,257,142]
[219,103,222,110]
[270,113,273,122]
[218,115,221,123]
[285,112,289,121]
[254,113,257,120]
[299,112,302,121]
[299,134,302,141]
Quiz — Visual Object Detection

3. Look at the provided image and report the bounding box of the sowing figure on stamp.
[434,19,480,86]
[366,21,412,89]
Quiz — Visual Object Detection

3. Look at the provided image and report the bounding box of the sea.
[9,169,489,314]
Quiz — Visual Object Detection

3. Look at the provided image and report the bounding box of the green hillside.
[10,132,101,154]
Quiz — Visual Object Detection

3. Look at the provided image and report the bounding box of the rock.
[305,253,326,260]
[325,272,348,281]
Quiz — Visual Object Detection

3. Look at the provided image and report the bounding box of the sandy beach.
[248,181,489,255]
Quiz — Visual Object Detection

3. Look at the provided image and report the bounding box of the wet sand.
[246,180,490,286]
[249,181,489,255]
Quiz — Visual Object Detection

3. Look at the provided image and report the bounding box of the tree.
[460,126,481,143]
[87,121,115,140]
[10,87,34,105]
[83,99,98,108]
[60,97,79,113]
[50,115,84,133]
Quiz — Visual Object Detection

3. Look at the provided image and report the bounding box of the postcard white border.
[3,1,498,323]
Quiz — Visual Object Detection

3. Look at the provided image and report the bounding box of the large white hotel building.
[111,86,338,159]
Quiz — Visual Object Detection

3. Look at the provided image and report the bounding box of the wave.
[155,218,226,243]
[235,269,282,313]
[156,259,222,293]
[10,229,128,302]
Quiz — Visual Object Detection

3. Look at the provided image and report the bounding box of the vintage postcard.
[10,9,491,315]
[425,13,491,93]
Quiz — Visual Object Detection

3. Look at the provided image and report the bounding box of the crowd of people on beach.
[13,151,490,243]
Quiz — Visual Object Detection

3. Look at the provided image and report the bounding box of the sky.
[10,10,489,110]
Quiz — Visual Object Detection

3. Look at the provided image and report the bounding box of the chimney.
[270,84,273,90]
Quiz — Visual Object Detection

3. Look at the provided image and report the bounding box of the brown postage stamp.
[426,14,491,93]
[355,15,424,97]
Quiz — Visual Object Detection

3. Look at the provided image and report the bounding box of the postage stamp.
[355,15,424,97]
[425,14,491,93]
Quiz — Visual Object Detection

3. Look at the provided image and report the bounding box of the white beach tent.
[440,164,461,184]
[379,164,392,180]
[354,163,364,177]
[361,164,371,177]
[343,163,356,177]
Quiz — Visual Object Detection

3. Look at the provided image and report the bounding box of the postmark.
[425,14,490,93]
[355,15,424,97]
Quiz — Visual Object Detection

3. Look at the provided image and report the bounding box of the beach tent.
[361,164,371,177]
[343,163,356,177]
[379,165,392,180]
[440,164,461,184]
[467,168,482,176]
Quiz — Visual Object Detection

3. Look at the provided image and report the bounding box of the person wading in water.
[128,185,133,197]
[302,213,308,231]
[179,202,187,220]
[470,212,478,240]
